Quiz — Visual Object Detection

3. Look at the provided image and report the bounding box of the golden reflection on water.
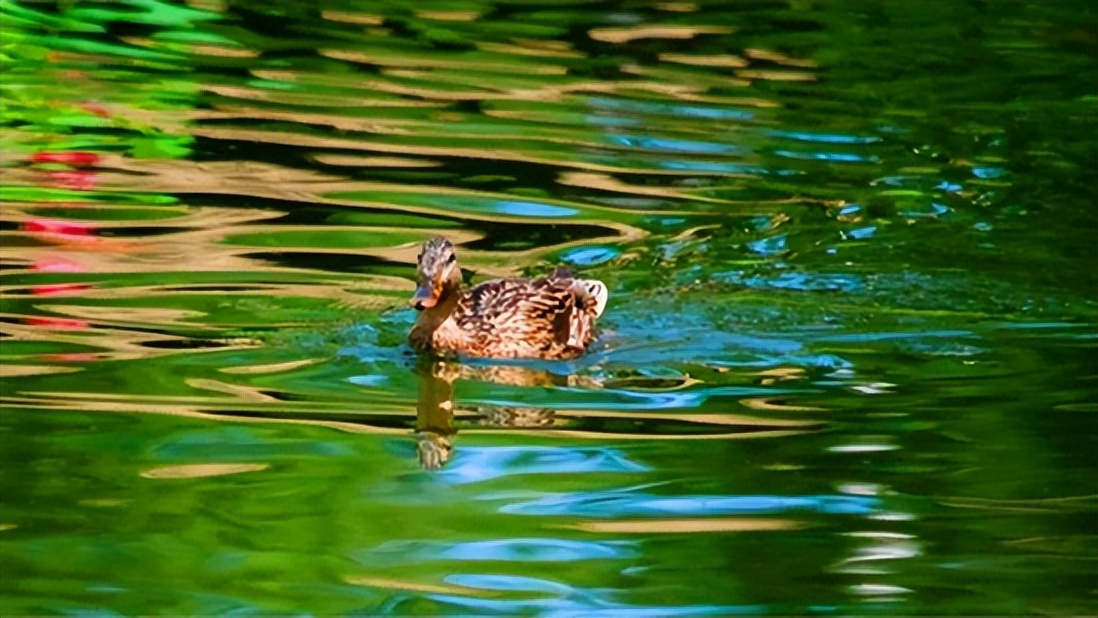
[2,392,410,436]
[0,319,252,362]
[320,49,569,75]
[587,25,736,44]
[219,358,324,375]
[739,397,825,413]
[319,11,383,26]
[140,463,269,479]
[39,305,206,327]
[658,53,749,68]
[415,361,457,470]
[0,365,83,378]
[344,575,493,597]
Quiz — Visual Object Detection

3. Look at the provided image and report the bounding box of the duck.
[408,236,608,360]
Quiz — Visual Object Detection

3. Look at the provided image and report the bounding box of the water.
[2,1,1096,615]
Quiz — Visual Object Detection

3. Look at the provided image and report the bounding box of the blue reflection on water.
[713,271,864,293]
[815,330,974,343]
[658,160,776,175]
[495,200,578,218]
[902,202,951,218]
[606,135,749,155]
[774,150,879,163]
[348,374,387,387]
[747,234,788,256]
[838,204,861,217]
[972,166,1006,179]
[473,385,807,412]
[562,246,620,266]
[844,226,876,240]
[765,130,881,144]
[356,538,636,565]
[421,593,761,618]
[489,487,880,517]
[992,321,1087,331]
[871,175,913,186]
[428,196,579,218]
[405,573,764,618]
[437,446,648,485]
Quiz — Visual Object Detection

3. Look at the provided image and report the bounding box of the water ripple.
[489,487,880,518]
[437,446,648,485]
[355,538,635,566]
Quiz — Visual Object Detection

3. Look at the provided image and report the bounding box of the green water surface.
[1,1,1096,615]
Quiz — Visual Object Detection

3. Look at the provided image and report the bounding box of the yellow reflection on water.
[344,575,494,597]
[588,25,735,44]
[140,463,269,479]
[0,365,83,378]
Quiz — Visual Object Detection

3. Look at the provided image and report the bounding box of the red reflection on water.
[30,151,100,167]
[31,256,91,296]
[41,353,101,362]
[24,218,95,239]
[45,170,98,191]
[23,316,89,330]
[21,149,112,327]
[32,257,85,273]
[30,283,91,296]
[80,101,111,118]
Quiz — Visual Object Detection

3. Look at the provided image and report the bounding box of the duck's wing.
[455,277,582,352]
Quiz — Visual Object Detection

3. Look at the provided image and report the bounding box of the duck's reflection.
[413,360,456,470]
[413,359,582,470]
[409,356,816,470]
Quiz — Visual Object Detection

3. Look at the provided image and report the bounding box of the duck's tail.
[551,267,609,318]
[561,278,607,349]
[576,279,608,317]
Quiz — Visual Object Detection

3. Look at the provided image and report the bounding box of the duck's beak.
[410,282,439,310]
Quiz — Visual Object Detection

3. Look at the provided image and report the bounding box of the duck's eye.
[446,253,457,264]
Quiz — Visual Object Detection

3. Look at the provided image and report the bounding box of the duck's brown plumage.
[408,237,607,360]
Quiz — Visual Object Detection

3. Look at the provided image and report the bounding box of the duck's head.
[411,236,461,310]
